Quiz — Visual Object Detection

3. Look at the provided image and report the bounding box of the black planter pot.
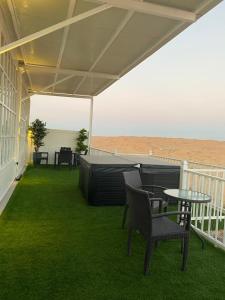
[33,152,42,165]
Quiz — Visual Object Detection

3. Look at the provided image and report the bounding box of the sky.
[30,2,225,140]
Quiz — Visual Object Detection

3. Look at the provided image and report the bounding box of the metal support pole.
[88,97,94,153]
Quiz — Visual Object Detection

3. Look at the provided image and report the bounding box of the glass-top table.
[164,189,211,204]
[163,188,211,249]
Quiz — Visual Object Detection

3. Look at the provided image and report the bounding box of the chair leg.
[181,237,189,271]
[122,204,128,229]
[180,238,184,254]
[128,228,132,256]
[144,241,153,275]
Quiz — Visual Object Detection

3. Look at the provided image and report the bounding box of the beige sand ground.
[92,136,225,167]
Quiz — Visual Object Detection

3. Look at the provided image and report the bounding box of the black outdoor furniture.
[33,152,48,165]
[60,147,71,151]
[122,170,168,229]
[125,184,190,275]
[74,150,88,167]
[79,155,137,205]
[54,151,78,167]
[140,160,180,204]
[58,149,73,167]
[121,155,180,204]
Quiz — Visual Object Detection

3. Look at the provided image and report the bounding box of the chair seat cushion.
[152,217,187,240]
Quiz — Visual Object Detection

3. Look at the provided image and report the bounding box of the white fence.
[90,148,225,170]
[180,161,225,250]
[90,147,116,156]
[149,154,225,170]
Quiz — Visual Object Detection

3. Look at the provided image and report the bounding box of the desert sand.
[92,136,225,167]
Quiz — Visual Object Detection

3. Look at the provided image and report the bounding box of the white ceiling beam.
[22,72,80,100]
[0,4,111,55]
[23,66,108,100]
[42,74,76,92]
[52,0,77,92]
[32,91,93,99]
[74,10,134,93]
[25,64,119,80]
[21,73,75,101]
[86,0,196,22]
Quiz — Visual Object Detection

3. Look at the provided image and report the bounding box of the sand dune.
[92,136,225,167]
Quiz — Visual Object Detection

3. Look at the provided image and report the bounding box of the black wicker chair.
[122,170,168,228]
[58,149,73,167]
[125,184,190,275]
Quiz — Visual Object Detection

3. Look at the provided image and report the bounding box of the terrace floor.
[0,167,225,300]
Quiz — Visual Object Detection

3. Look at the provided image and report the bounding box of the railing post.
[179,160,188,189]
[148,149,152,155]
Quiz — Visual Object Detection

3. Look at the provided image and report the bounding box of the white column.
[88,97,94,153]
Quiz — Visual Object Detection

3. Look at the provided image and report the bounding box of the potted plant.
[29,119,48,165]
[76,128,88,154]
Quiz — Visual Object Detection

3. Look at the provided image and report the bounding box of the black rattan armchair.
[122,170,168,228]
[58,149,73,167]
[126,184,190,275]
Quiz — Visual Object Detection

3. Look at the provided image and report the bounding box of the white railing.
[90,148,225,170]
[180,161,225,250]
[151,154,225,170]
[89,147,116,156]
[144,154,181,165]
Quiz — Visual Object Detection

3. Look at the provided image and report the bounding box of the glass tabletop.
[164,189,211,203]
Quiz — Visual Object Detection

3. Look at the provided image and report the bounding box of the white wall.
[0,162,16,201]
[0,11,30,205]
[39,129,79,164]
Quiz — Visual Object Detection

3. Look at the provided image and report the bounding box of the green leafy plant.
[76,128,88,154]
[29,119,48,152]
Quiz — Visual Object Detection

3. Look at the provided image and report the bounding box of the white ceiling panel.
[28,70,55,91]
[60,7,127,71]
[54,75,83,94]
[93,13,179,75]
[77,77,112,95]
[0,0,222,97]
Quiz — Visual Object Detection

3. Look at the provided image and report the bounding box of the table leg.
[184,202,205,250]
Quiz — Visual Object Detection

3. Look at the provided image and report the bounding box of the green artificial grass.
[0,166,224,300]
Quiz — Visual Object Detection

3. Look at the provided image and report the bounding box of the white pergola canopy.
[0,0,222,98]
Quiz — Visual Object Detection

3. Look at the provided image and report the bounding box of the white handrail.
[89,147,116,156]
[90,147,225,170]
[180,161,225,250]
